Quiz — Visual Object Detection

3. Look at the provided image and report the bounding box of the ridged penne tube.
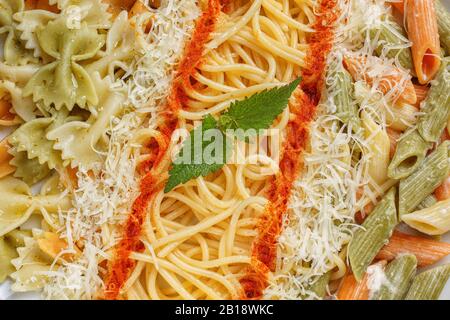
[0,138,15,179]
[402,198,450,235]
[337,273,369,300]
[406,0,441,84]
[413,84,429,108]
[387,128,401,159]
[377,230,450,267]
[385,102,419,131]
[405,264,450,300]
[417,60,450,143]
[305,272,331,299]
[361,111,390,185]
[344,55,417,105]
[436,0,450,55]
[398,141,450,216]
[416,194,438,210]
[370,14,413,70]
[387,129,431,180]
[327,60,361,132]
[371,254,417,300]
[435,174,450,201]
[348,188,398,281]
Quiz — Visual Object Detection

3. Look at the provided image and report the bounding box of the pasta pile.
[0,0,449,301]
[268,0,450,300]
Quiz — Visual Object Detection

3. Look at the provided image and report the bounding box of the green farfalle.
[0,0,37,66]
[23,18,105,111]
[9,148,51,185]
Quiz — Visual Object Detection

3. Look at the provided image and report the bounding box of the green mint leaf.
[165,115,232,193]
[218,78,301,133]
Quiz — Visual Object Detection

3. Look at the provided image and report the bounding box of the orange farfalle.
[0,138,15,179]
[343,56,417,105]
[376,230,450,267]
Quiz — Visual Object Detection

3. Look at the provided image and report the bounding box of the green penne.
[417,59,450,143]
[399,141,450,217]
[387,129,432,180]
[371,254,417,300]
[405,264,450,300]
[348,188,398,281]
[370,15,413,70]
[327,61,361,132]
[305,272,331,299]
[416,194,438,211]
[436,0,450,55]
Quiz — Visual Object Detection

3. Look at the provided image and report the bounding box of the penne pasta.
[344,55,417,105]
[369,12,413,70]
[402,198,450,235]
[405,264,450,300]
[348,188,398,281]
[413,84,429,108]
[435,174,450,201]
[387,129,431,180]
[435,0,450,55]
[385,102,419,131]
[417,59,450,143]
[305,272,331,299]
[336,273,370,300]
[406,0,441,84]
[327,60,361,132]
[361,111,390,185]
[0,138,15,179]
[386,127,401,159]
[371,254,417,300]
[416,194,438,211]
[398,141,450,216]
[376,230,450,267]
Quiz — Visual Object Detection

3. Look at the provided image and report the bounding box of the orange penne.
[337,261,386,300]
[406,0,441,84]
[0,138,15,179]
[435,174,450,201]
[387,127,402,159]
[337,273,370,300]
[344,56,417,105]
[413,84,429,108]
[390,1,405,13]
[376,230,450,267]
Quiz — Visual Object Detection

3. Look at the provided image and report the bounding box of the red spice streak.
[104,0,222,300]
[240,0,339,299]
